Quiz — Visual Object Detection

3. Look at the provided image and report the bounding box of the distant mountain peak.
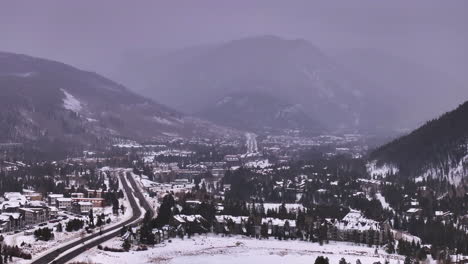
[117,36,395,133]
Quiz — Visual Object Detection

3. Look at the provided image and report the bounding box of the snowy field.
[70,235,406,264]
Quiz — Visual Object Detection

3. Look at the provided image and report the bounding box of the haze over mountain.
[335,49,468,128]
[120,35,397,133]
[0,51,236,154]
[369,101,468,185]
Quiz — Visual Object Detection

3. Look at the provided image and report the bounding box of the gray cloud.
[0,1,467,85]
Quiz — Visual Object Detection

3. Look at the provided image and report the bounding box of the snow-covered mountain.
[0,51,236,154]
[118,35,396,133]
[369,101,468,185]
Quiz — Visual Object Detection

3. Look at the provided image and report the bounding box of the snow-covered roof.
[2,212,21,219]
[406,208,421,213]
[215,215,248,225]
[48,194,64,198]
[173,214,205,223]
[56,198,73,202]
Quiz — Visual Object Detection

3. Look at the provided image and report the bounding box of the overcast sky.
[1,1,467,85]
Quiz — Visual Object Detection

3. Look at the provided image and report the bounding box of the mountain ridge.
[0,51,238,156]
[116,35,397,133]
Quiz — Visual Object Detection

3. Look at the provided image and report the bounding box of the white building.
[56,197,72,210]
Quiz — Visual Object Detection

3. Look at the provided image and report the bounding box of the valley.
[0,5,467,263]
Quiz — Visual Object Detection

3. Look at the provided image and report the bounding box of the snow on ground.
[366,161,399,178]
[130,173,159,214]
[420,151,468,186]
[375,193,394,212]
[70,234,405,264]
[9,222,88,264]
[61,89,83,112]
[392,230,421,244]
[153,116,180,126]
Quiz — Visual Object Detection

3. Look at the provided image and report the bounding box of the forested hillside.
[370,101,468,183]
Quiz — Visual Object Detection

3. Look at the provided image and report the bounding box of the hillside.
[117,35,396,133]
[369,101,468,185]
[0,51,236,156]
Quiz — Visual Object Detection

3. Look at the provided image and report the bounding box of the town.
[0,133,466,264]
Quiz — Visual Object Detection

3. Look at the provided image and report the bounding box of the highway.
[31,170,154,264]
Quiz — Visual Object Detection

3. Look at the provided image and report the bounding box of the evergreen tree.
[89,209,95,227]
[314,256,329,264]
[122,239,131,251]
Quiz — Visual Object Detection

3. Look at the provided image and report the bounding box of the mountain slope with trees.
[369,101,468,184]
[0,51,236,157]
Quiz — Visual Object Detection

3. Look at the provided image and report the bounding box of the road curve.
[31,170,153,264]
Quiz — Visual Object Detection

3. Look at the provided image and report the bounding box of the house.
[261,217,297,238]
[406,208,423,219]
[214,215,249,235]
[170,214,208,235]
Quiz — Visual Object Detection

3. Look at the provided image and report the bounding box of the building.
[406,208,423,219]
[56,197,73,210]
[86,189,103,198]
[214,215,250,235]
[261,217,297,238]
[327,210,390,245]
[72,201,93,214]
[4,192,27,205]
[0,213,23,232]
[23,192,43,201]
[48,194,64,206]
[19,207,49,225]
[72,197,104,207]
[170,214,208,235]
[71,193,85,199]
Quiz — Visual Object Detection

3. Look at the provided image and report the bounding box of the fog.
[1,1,467,129]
